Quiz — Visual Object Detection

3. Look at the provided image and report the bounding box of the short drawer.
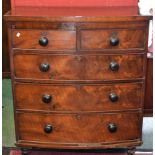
[15,83,143,112]
[13,53,144,80]
[17,112,141,144]
[80,29,145,50]
[12,30,76,50]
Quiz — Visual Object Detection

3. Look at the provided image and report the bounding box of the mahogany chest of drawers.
[4,6,152,155]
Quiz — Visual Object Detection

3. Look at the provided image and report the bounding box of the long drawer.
[16,112,141,144]
[15,82,143,112]
[13,53,144,81]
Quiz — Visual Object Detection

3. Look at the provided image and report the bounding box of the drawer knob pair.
[108,123,117,133]
[42,94,52,103]
[44,124,53,134]
[109,93,118,102]
[39,37,48,46]
[39,62,119,73]
[39,37,119,47]
[44,124,117,134]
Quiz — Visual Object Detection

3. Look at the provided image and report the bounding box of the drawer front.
[80,29,145,50]
[12,30,76,50]
[15,83,143,111]
[13,54,144,80]
[17,112,141,143]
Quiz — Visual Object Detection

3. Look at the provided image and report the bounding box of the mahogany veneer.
[12,30,76,50]
[17,112,141,144]
[13,53,144,80]
[4,6,152,155]
[15,83,143,112]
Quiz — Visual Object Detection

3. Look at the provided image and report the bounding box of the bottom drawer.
[16,112,141,144]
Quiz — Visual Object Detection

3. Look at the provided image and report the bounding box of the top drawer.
[80,29,145,51]
[12,30,76,50]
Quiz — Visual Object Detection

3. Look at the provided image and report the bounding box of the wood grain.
[80,29,145,50]
[15,82,143,112]
[13,53,144,81]
[16,112,141,144]
[12,30,76,50]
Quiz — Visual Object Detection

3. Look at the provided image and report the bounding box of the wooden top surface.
[4,6,152,22]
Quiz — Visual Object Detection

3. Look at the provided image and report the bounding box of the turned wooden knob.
[110,37,119,46]
[109,93,118,102]
[108,123,117,133]
[42,94,52,103]
[40,63,50,72]
[44,124,53,134]
[109,62,119,71]
[39,37,48,46]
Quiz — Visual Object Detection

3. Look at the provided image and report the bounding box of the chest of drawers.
[4,6,152,155]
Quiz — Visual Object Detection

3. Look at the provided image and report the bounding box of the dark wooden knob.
[42,94,52,103]
[109,62,119,71]
[108,123,117,133]
[44,124,53,134]
[39,37,48,46]
[109,93,118,102]
[40,63,49,72]
[110,37,119,46]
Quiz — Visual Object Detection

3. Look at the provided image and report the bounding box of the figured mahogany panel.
[12,30,76,50]
[13,53,144,81]
[80,29,145,50]
[17,112,141,144]
[15,82,143,112]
